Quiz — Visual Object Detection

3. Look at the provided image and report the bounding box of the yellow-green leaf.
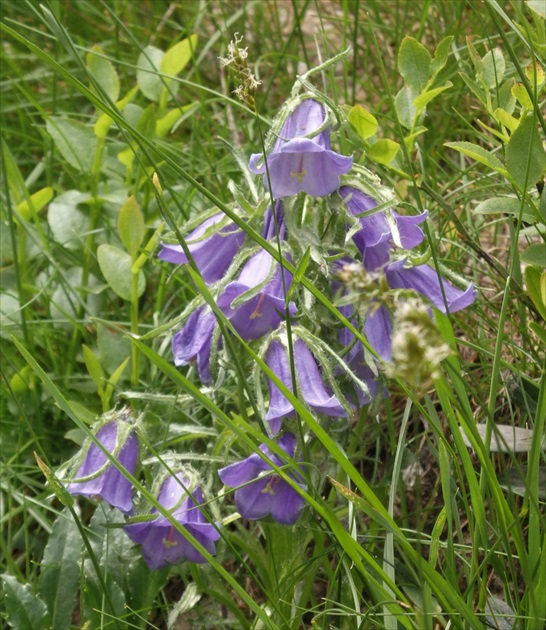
[369,139,400,165]
[348,104,378,140]
[15,187,54,221]
[493,108,519,133]
[506,114,545,190]
[161,34,198,77]
[118,195,145,256]
[511,83,533,110]
[86,44,120,103]
[444,141,509,177]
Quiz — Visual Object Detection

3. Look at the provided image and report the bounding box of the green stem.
[130,255,140,388]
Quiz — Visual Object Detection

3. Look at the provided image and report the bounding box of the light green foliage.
[87,45,120,103]
[45,117,97,172]
[398,36,432,93]
[40,509,83,630]
[348,104,378,140]
[97,244,146,300]
[118,196,145,256]
[506,114,545,189]
[1,575,49,630]
[47,190,89,250]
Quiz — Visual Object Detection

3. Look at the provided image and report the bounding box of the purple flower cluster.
[155,94,477,529]
[66,412,219,570]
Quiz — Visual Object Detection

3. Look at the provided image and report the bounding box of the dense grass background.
[1,1,544,628]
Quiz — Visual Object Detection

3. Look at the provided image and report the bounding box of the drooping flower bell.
[218,432,306,524]
[172,305,217,384]
[385,260,477,314]
[265,336,347,435]
[66,408,138,514]
[249,98,352,198]
[340,186,428,270]
[158,213,245,284]
[124,471,219,569]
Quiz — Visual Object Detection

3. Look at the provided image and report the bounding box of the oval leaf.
[161,34,198,77]
[136,45,164,102]
[521,243,546,267]
[2,574,49,630]
[118,195,145,256]
[97,244,145,301]
[348,104,378,140]
[398,36,432,93]
[369,138,400,165]
[506,114,545,190]
[86,45,120,102]
[48,190,89,250]
[45,117,97,172]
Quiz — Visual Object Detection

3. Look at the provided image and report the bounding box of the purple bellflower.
[67,413,138,514]
[218,432,306,525]
[158,213,245,284]
[385,260,477,314]
[265,337,347,435]
[249,98,352,198]
[340,186,428,270]
[124,473,219,569]
[172,305,217,384]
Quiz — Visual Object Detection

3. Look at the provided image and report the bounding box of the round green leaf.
[97,244,146,301]
[48,190,89,250]
[87,45,120,102]
[348,104,378,140]
[506,114,545,190]
[136,46,164,102]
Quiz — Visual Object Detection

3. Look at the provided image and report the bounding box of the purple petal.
[393,210,428,249]
[386,262,477,313]
[158,213,245,284]
[268,480,306,525]
[293,339,347,417]
[218,453,267,487]
[265,340,296,432]
[275,99,328,148]
[364,304,393,361]
[233,477,274,520]
[172,307,215,367]
[99,431,138,514]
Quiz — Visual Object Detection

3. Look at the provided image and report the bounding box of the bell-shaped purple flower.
[67,413,138,514]
[249,99,352,198]
[158,213,245,284]
[265,337,347,435]
[124,473,220,569]
[218,249,297,340]
[340,186,427,270]
[218,433,306,525]
[172,305,216,384]
[385,260,477,313]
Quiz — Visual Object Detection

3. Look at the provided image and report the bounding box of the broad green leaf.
[156,108,184,138]
[348,104,378,140]
[137,103,156,138]
[474,197,535,222]
[413,82,452,110]
[481,48,505,89]
[511,83,533,110]
[86,44,120,102]
[160,34,198,77]
[94,85,138,139]
[394,85,417,130]
[97,244,146,301]
[118,195,145,256]
[45,117,96,172]
[526,0,546,18]
[525,266,546,320]
[15,186,54,221]
[136,45,164,102]
[1,574,49,630]
[521,244,546,267]
[525,60,545,87]
[460,71,487,105]
[40,508,83,630]
[506,114,545,190]
[82,344,105,392]
[494,78,516,114]
[444,141,509,177]
[493,107,519,133]
[398,36,431,93]
[97,323,131,375]
[368,138,400,164]
[47,190,89,250]
[430,35,453,77]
